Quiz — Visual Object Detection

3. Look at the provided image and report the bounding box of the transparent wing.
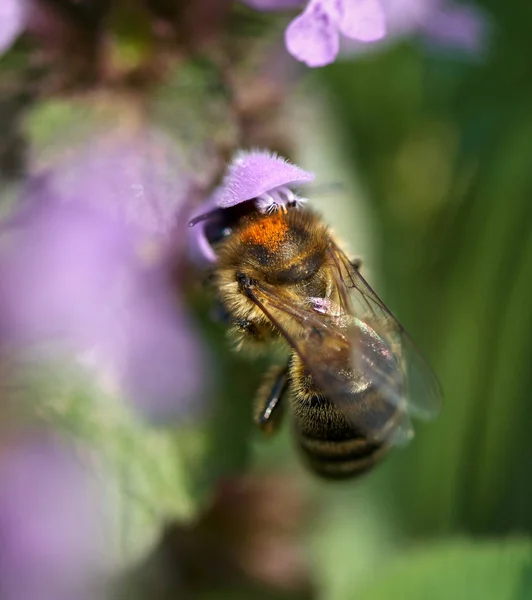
[328,244,443,422]
[241,278,414,445]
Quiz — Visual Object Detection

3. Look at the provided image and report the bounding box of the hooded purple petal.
[188,195,219,268]
[216,150,314,208]
[0,0,25,55]
[285,0,341,67]
[339,0,386,42]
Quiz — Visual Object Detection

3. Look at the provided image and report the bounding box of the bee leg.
[254,363,290,435]
[350,257,363,271]
[234,318,264,341]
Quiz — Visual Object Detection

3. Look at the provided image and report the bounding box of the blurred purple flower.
[0,433,105,600]
[340,0,489,56]
[420,0,488,53]
[286,0,386,66]
[189,150,313,266]
[242,0,303,9]
[242,0,488,65]
[37,131,195,237]
[0,131,209,423]
[0,0,25,54]
[241,0,386,66]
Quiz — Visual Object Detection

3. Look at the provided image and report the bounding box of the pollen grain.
[240,214,289,252]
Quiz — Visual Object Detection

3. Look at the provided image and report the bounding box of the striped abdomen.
[294,405,389,479]
[289,354,403,480]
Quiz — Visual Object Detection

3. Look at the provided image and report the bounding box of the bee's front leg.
[254,362,290,435]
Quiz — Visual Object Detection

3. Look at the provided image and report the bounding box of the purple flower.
[0,0,25,54]
[188,195,220,267]
[0,130,208,423]
[242,0,303,8]
[286,0,386,66]
[36,130,194,238]
[188,150,314,266]
[241,0,386,66]
[340,0,489,57]
[419,0,488,54]
[217,150,314,211]
[0,433,105,600]
[242,0,488,66]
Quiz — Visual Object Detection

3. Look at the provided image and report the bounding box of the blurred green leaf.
[35,376,197,565]
[363,539,532,600]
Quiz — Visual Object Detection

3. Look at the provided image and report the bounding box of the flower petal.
[285,0,341,67]
[0,197,135,351]
[0,153,207,422]
[421,1,489,55]
[0,0,25,55]
[216,150,314,208]
[115,266,209,424]
[188,195,219,267]
[0,434,105,599]
[39,129,194,238]
[377,0,431,37]
[339,0,386,42]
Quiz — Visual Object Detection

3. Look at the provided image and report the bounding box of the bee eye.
[205,221,232,244]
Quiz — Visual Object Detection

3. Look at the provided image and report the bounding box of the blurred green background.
[4,0,532,598]
[322,0,532,538]
[302,0,532,595]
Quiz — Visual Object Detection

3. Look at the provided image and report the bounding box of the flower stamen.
[256,185,307,214]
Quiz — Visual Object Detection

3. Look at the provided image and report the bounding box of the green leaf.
[362,539,532,600]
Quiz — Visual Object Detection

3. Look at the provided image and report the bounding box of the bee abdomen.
[297,434,388,480]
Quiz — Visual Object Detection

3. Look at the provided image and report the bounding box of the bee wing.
[242,279,415,445]
[328,243,443,422]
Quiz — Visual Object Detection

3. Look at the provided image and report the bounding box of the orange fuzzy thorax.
[240,213,289,252]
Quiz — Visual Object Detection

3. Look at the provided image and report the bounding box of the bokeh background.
[1,1,531,599]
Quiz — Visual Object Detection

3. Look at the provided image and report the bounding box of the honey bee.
[193,202,442,479]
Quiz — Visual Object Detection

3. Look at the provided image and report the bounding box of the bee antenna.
[188,209,218,228]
